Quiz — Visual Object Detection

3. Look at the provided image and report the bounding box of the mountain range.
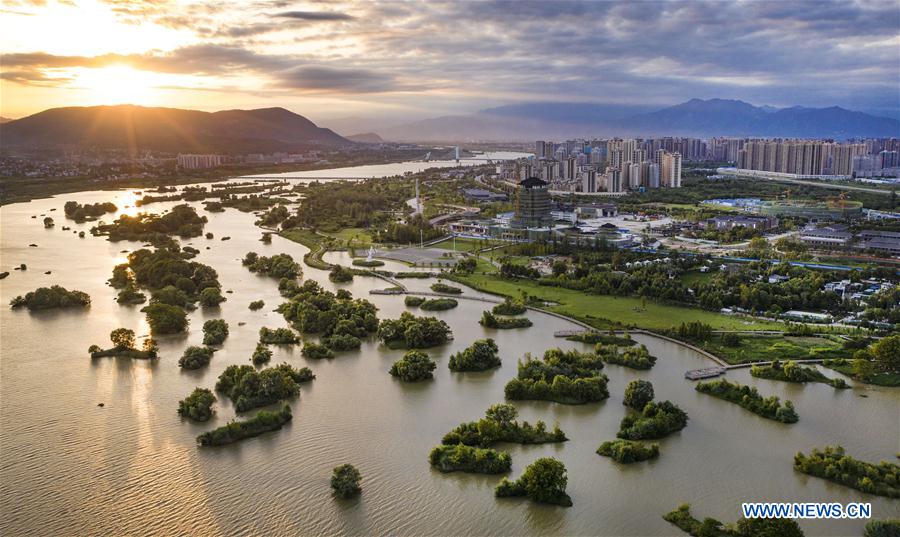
[375,99,900,141]
[0,105,351,153]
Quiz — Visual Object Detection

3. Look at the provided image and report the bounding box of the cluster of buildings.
[799,225,900,255]
[449,176,638,246]
[498,139,685,194]
[176,151,325,169]
[722,138,900,179]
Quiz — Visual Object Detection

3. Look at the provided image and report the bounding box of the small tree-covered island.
[617,401,689,440]
[696,379,799,424]
[495,457,573,507]
[504,348,609,404]
[197,404,293,446]
[331,464,362,498]
[480,310,533,329]
[429,444,512,474]
[10,285,91,310]
[216,363,315,411]
[448,338,502,372]
[794,446,899,498]
[178,388,217,422]
[389,350,437,382]
[441,404,567,447]
[597,439,660,463]
[664,504,805,537]
[89,328,158,359]
[596,342,657,370]
[377,312,451,349]
[751,359,848,388]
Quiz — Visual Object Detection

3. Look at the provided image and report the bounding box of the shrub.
[178,388,217,421]
[389,350,436,382]
[448,338,502,372]
[495,457,572,507]
[249,300,265,310]
[492,299,527,316]
[302,342,335,359]
[617,400,688,440]
[259,327,300,344]
[331,464,362,498]
[199,287,226,307]
[178,346,215,370]
[202,319,229,346]
[429,444,511,474]
[597,440,660,463]
[251,344,272,366]
[141,303,188,334]
[623,379,655,410]
[329,265,354,282]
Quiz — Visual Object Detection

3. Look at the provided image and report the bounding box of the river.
[240,151,532,179]
[0,185,897,536]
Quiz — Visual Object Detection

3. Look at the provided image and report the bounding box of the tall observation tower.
[512,177,552,228]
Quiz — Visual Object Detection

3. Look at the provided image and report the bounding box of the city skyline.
[1,0,899,124]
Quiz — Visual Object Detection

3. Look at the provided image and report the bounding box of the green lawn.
[431,237,494,252]
[450,273,784,332]
[679,270,716,286]
[698,334,852,365]
[324,227,374,247]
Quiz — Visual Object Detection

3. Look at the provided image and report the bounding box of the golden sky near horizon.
[1,0,898,123]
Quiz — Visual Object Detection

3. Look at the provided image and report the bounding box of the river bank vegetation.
[429,444,512,474]
[9,285,91,310]
[216,363,314,412]
[63,200,117,222]
[442,404,567,447]
[794,446,899,498]
[492,298,527,315]
[448,338,502,372]
[750,360,848,388]
[92,204,207,246]
[696,379,799,423]
[567,331,637,346]
[495,457,572,507]
[617,400,688,440]
[597,440,660,463]
[197,404,292,446]
[504,348,609,404]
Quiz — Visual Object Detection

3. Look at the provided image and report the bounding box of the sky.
[1,0,899,125]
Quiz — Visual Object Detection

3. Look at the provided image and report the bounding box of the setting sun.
[73,65,161,106]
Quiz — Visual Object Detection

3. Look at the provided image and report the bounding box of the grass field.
[430,237,494,252]
[698,334,852,365]
[450,273,784,331]
[323,227,374,247]
[679,270,716,286]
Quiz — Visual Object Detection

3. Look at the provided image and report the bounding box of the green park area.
[323,227,374,247]
[697,334,852,365]
[451,273,783,332]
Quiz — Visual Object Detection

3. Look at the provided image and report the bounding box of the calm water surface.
[241,151,532,179]
[1,187,897,536]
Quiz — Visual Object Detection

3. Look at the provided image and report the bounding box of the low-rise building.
[461,188,507,203]
[700,215,779,231]
[799,224,853,248]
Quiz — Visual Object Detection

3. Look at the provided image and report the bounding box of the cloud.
[273,10,354,21]
[275,66,396,92]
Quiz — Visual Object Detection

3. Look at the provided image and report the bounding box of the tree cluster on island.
[597,440,660,463]
[617,400,689,440]
[142,303,189,334]
[448,338,501,372]
[197,404,292,446]
[93,204,207,246]
[695,379,798,424]
[352,258,384,267]
[301,341,335,360]
[278,280,379,352]
[663,503,804,537]
[430,282,462,294]
[504,348,609,404]
[495,457,572,507]
[429,444,512,474]
[249,300,265,310]
[178,346,216,370]
[10,285,91,310]
[215,363,314,412]
[404,296,425,307]
[377,311,451,349]
[794,446,899,498]
[750,359,848,388]
[491,298,527,316]
[566,331,637,346]
[389,350,436,382]
[824,335,900,386]
[252,343,273,366]
[202,319,229,346]
[328,265,354,283]
[596,343,657,370]
[441,404,567,447]
[417,298,458,311]
[242,252,301,280]
[479,310,533,329]
[178,388,217,422]
[864,520,900,537]
[63,200,117,222]
[89,328,158,359]
[330,464,362,498]
[258,326,300,344]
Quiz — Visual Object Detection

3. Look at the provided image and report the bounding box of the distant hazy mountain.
[346,132,385,144]
[0,116,13,124]
[0,105,351,153]
[378,98,899,141]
